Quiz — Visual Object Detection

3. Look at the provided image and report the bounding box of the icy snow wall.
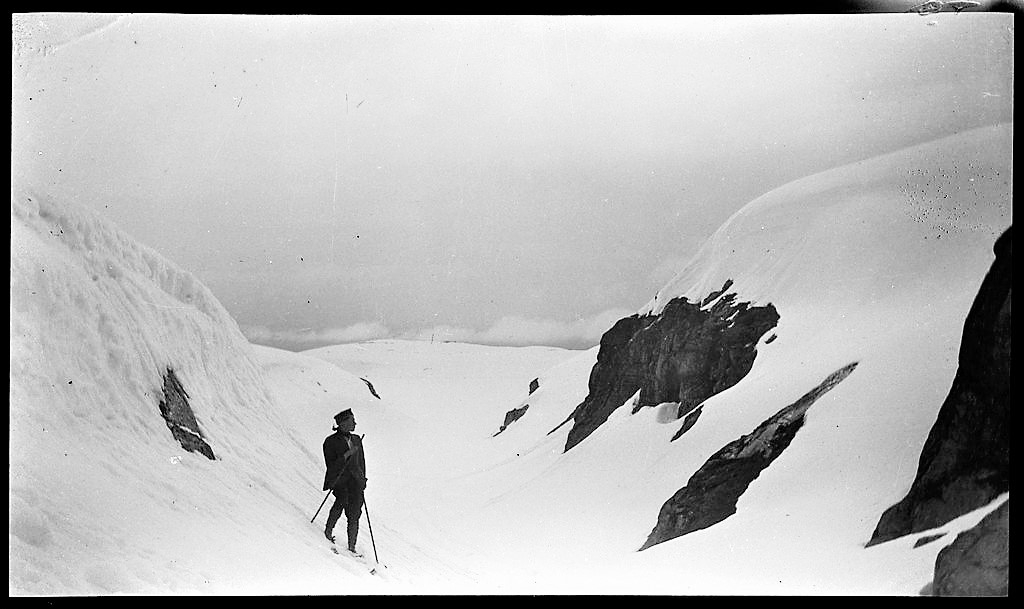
[9,189,350,593]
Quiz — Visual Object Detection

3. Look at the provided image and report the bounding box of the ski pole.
[311,486,336,523]
[363,493,380,564]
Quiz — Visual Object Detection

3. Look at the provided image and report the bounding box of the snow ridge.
[642,123,1012,316]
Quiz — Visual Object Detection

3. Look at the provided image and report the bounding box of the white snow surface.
[9,123,1011,595]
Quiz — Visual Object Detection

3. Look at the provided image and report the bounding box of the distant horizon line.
[247,335,598,353]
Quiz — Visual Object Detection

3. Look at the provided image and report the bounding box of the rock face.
[869,227,1011,546]
[494,378,543,436]
[559,280,779,452]
[670,405,703,442]
[158,368,216,460]
[640,362,858,550]
[493,404,530,437]
[914,533,947,548]
[932,500,1009,596]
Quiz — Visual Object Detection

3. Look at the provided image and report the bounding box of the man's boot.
[347,517,361,555]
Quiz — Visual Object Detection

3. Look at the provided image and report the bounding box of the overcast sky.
[11,11,1013,350]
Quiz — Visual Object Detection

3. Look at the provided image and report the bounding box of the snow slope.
[301,123,1011,594]
[294,340,586,590]
[10,190,420,594]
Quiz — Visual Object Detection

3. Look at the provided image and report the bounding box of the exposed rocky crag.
[670,405,703,442]
[932,499,1009,596]
[914,533,947,548]
[360,377,381,399]
[640,362,859,550]
[869,227,1011,546]
[158,367,216,460]
[557,280,779,452]
[494,404,530,437]
[493,377,544,436]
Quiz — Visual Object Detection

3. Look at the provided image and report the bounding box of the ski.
[330,544,363,558]
[328,542,380,574]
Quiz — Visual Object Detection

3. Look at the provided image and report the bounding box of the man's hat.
[333,409,354,423]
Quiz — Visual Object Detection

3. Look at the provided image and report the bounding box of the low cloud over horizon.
[243,307,634,352]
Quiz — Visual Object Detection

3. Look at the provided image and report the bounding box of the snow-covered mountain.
[465,122,1010,593]
[9,122,1010,595]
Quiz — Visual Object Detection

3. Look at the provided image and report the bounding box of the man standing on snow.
[322,409,367,554]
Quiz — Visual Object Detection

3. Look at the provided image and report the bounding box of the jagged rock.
[494,404,530,437]
[670,405,703,442]
[869,227,1011,546]
[157,368,215,460]
[914,533,947,548]
[932,500,1009,596]
[529,378,539,395]
[360,377,381,399]
[558,280,779,452]
[640,362,858,550]
[629,392,646,415]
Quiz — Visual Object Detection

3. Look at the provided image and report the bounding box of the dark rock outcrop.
[360,377,381,399]
[493,378,542,436]
[640,362,858,550]
[914,533,947,548]
[558,280,779,452]
[493,404,530,437]
[158,368,215,460]
[869,227,1011,546]
[670,405,703,442]
[932,500,1009,596]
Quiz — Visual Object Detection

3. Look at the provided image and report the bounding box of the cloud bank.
[243,321,391,351]
[243,308,634,351]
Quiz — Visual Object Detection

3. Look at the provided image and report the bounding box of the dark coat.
[323,432,367,491]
